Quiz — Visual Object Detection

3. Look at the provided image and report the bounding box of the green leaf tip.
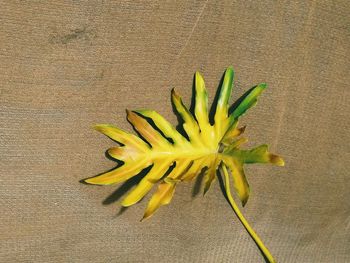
[230,82,267,120]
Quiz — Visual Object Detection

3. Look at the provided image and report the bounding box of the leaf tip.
[93,124,107,132]
[121,200,132,207]
[270,154,285,166]
[259,83,268,89]
[126,109,139,122]
[195,71,203,79]
[203,186,210,196]
[141,212,151,221]
[171,88,180,99]
[226,66,234,75]
[240,125,246,134]
[84,177,101,185]
[83,178,93,184]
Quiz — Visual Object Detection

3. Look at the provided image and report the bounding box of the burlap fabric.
[1,1,349,262]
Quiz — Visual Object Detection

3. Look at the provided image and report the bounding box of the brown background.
[1,1,349,262]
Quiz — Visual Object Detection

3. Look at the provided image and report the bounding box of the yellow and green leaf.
[85,67,284,263]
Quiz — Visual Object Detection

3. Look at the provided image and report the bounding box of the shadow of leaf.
[102,165,152,205]
[191,168,206,197]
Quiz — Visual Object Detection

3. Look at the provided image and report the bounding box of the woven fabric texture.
[1,1,349,262]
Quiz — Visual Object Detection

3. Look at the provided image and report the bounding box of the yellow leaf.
[85,67,284,263]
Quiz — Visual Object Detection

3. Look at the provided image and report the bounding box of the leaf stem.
[221,164,276,263]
